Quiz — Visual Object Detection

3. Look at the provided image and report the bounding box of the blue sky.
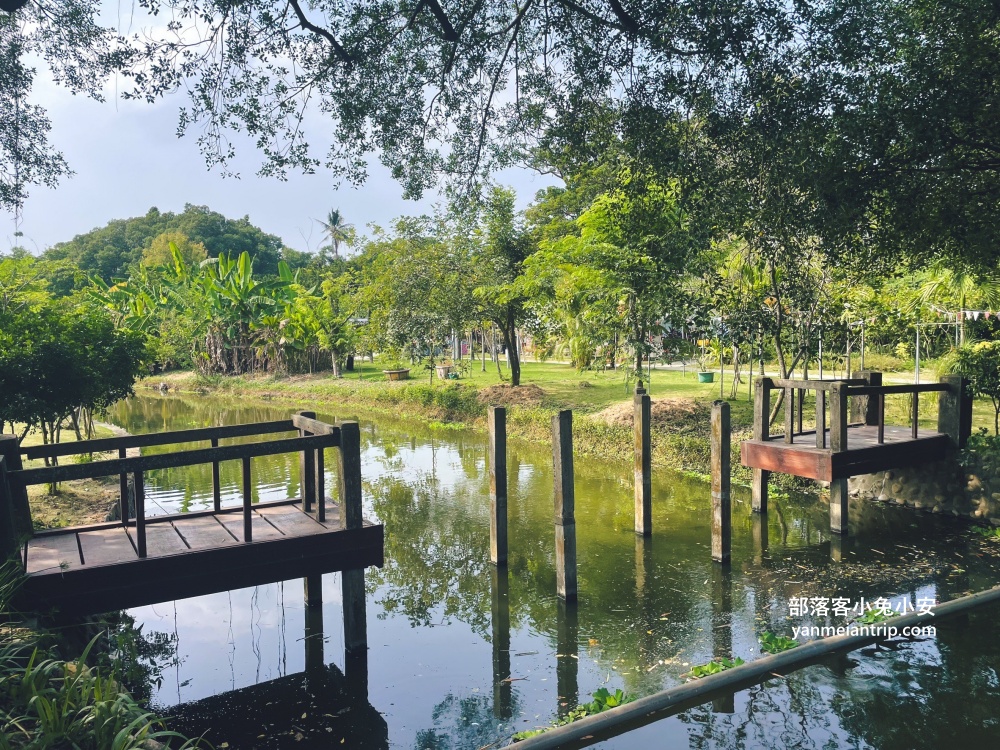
[4,16,559,255]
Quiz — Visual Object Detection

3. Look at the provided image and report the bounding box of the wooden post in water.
[342,568,368,695]
[552,410,577,602]
[829,382,850,535]
[298,410,317,513]
[752,379,771,513]
[488,406,508,566]
[634,382,652,536]
[491,566,512,719]
[0,435,30,541]
[711,401,731,564]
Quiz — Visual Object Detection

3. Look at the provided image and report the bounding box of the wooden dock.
[740,373,971,534]
[0,412,384,615]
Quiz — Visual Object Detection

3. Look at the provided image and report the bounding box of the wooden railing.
[0,411,363,563]
[754,373,970,452]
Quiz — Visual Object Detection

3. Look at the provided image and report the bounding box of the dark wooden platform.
[18,497,383,615]
[741,425,951,482]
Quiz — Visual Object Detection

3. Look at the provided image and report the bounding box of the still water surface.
[103,393,1000,748]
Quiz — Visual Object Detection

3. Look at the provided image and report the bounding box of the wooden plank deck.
[19,498,382,615]
[741,425,952,482]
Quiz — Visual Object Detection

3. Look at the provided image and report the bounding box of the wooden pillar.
[939,375,971,449]
[342,568,368,695]
[634,383,652,536]
[553,410,577,602]
[830,534,852,563]
[304,595,324,673]
[338,421,363,530]
[490,566,512,720]
[119,447,131,522]
[0,456,18,562]
[556,600,579,718]
[829,382,849,535]
[751,512,768,566]
[242,456,253,542]
[488,407,508,565]
[315,441,326,522]
[850,371,882,425]
[752,379,771,513]
[298,411,316,512]
[711,401,731,564]
[0,435,30,540]
[134,470,146,558]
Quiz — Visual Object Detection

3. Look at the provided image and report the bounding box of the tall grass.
[0,563,207,749]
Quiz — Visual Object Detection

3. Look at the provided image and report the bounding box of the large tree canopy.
[4,0,1000,269]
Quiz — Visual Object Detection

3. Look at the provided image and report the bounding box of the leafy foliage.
[759,632,799,654]
[511,688,635,741]
[686,656,745,679]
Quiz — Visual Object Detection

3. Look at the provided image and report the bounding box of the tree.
[473,188,531,386]
[141,232,208,269]
[952,342,1000,434]
[315,209,354,260]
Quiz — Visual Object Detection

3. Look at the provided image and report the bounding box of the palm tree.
[315,209,354,259]
[916,261,1000,345]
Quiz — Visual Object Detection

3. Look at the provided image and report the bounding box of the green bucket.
[697,372,715,383]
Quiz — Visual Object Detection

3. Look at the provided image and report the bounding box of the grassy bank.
[146,363,767,487]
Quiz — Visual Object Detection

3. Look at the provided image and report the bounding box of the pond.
[99,392,1000,748]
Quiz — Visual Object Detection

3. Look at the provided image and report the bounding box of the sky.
[2,8,560,256]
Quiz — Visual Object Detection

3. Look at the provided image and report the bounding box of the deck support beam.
[0,435,30,544]
[830,383,849,535]
[342,568,368,695]
[752,379,772,513]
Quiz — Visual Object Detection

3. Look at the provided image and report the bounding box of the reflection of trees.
[413,692,521,750]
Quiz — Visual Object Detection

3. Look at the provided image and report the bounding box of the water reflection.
[100,392,1000,747]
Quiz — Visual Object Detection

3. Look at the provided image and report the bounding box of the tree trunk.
[499,308,521,386]
[332,352,342,378]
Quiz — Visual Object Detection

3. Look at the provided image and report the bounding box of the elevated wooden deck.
[1,412,384,616]
[19,497,382,615]
[741,374,971,534]
[741,424,951,482]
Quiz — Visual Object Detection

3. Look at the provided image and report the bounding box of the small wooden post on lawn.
[829,382,850,535]
[488,406,508,565]
[634,381,652,536]
[711,401,731,564]
[752,379,771,513]
[553,410,577,602]
[0,435,31,541]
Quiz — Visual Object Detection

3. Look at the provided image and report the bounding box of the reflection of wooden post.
[304,596,324,672]
[556,600,579,718]
[830,534,851,563]
[342,569,368,696]
[488,407,508,566]
[304,573,323,606]
[298,410,317,512]
[711,566,735,713]
[752,380,771,513]
[711,401,731,564]
[634,383,652,536]
[830,383,849,535]
[0,435,30,541]
[491,567,512,719]
[751,512,768,566]
[635,536,652,597]
[338,421,363,531]
[553,411,577,602]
